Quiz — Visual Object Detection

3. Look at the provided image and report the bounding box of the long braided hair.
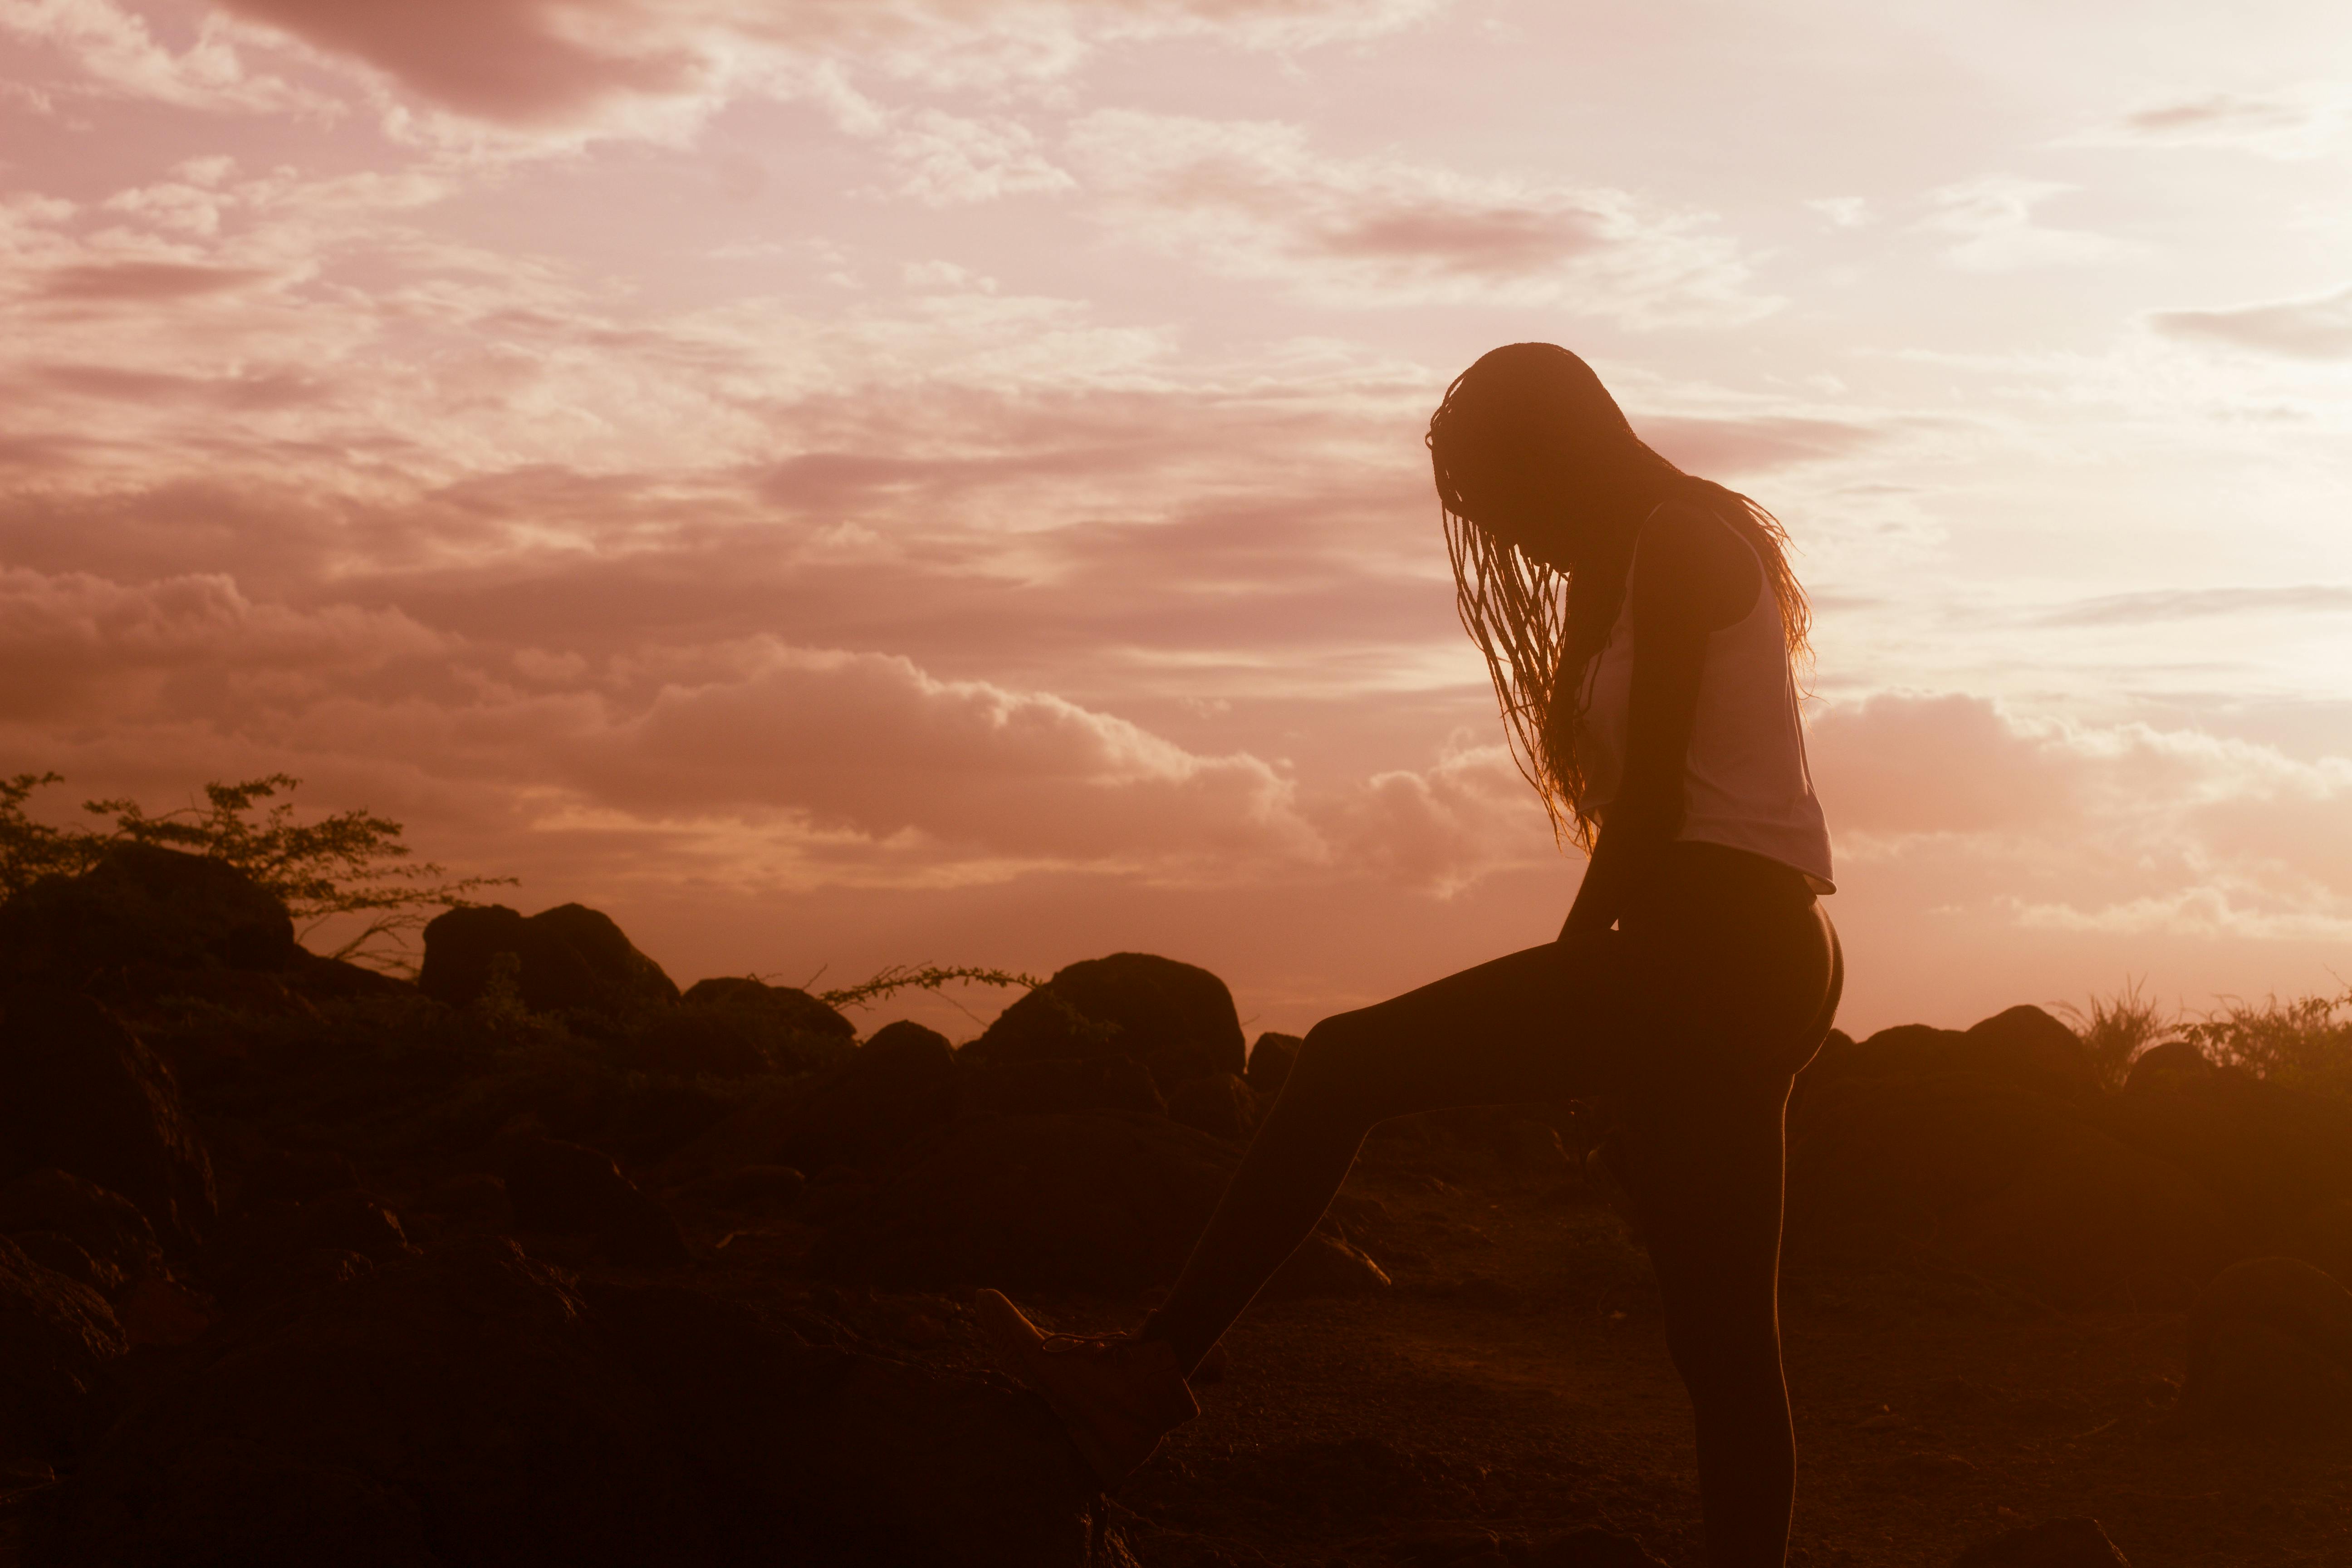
[1426,343,1811,849]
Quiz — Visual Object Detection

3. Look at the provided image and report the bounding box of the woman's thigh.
[1283,934,1644,1123]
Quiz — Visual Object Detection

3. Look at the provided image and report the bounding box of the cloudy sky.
[4,0,2349,1038]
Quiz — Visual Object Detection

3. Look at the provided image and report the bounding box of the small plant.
[0,770,510,975]
[2057,978,2179,1091]
[813,963,1043,1012]
[2177,987,2352,1098]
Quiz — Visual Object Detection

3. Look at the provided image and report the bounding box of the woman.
[979,343,1842,1568]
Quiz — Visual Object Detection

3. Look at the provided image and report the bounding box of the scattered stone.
[419,1171,514,1231]
[0,986,216,1250]
[1164,1071,1260,1141]
[681,977,854,1044]
[504,1137,688,1268]
[282,948,416,1002]
[1801,1005,2100,1105]
[2184,1256,2352,1434]
[1260,1233,1390,1301]
[627,1008,771,1078]
[0,842,298,983]
[1950,1516,2130,1567]
[0,1236,124,1473]
[418,902,677,1015]
[0,1167,165,1284]
[9,1233,119,1295]
[1245,1031,1302,1097]
[113,1276,215,1348]
[969,953,1246,1093]
[2102,1064,2352,1230]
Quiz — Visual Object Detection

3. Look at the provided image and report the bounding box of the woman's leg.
[1140,936,1634,1377]
[1620,1081,1797,1568]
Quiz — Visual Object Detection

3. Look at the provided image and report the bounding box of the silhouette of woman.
[980,343,1842,1568]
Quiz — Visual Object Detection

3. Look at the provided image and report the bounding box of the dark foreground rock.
[0,987,216,1250]
[2183,1255,2352,1435]
[814,1111,1238,1292]
[1787,1071,2225,1303]
[1951,1516,2130,1566]
[502,1137,689,1267]
[0,1237,124,1475]
[0,1169,164,1288]
[36,1243,1114,1568]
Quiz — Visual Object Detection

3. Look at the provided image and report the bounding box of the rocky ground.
[3,842,2349,1565]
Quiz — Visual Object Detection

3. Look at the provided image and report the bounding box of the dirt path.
[822,1149,2352,1567]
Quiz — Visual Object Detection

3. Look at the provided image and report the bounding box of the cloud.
[1809,692,2352,943]
[2149,283,2352,361]
[1066,110,1776,323]
[2067,85,2351,160]
[1917,177,2139,272]
[29,261,270,303]
[0,0,329,114]
[883,109,1074,205]
[2035,584,2352,627]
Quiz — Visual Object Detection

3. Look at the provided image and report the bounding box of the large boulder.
[1951,1517,2130,1567]
[2183,1256,2352,1436]
[967,953,1245,1093]
[0,986,216,1249]
[1165,1071,1260,1142]
[1245,1031,1302,1098]
[0,1168,164,1286]
[1798,1005,2100,1106]
[1787,1073,2226,1302]
[642,979,858,1079]
[0,1236,124,1475]
[418,902,676,1015]
[813,1111,1238,1293]
[677,1020,959,1179]
[0,842,298,984]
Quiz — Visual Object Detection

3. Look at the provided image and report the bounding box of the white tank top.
[1572,510,1836,892]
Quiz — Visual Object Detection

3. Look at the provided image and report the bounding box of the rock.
[1787,1073,2225,1302]
[584,1280,1114,1567]
[1950,1516,2130,1567]
[1245,1031,1301,1097]
[9,1233,120,1294]
[0,842,297,983]
[814,1112,1237,1293]
[504,1137,689,1267]
[1801,1005,2100,1105]
[2183,1256,2352,1435]
[680,1020,958,1178]
[418,902,676,1015]
[670,1164,806,1213]
[419,1171,514,1230]
[0,986,216,1249]
[0,1236,124,1474]
[211,1190,418,1305]
[113,1276,215,1348]
[960,1055,1166,1120]
[2100,1064,2352,1231]
[1261,1233,1390,1301]
[41,1240,701,1568]
[237,1147,362,1210]
[1527,1529,1671,1568]
[1165,1071,1260,1141]
[282,948,416,1003]
[2122,1039,2211,1094]
[0,1167,165,1283]
[968,953,1245,1093]
[628,1008,771,1078]
[681,977,854,1044]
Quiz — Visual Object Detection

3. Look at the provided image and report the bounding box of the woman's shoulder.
[1631,496,1759,623]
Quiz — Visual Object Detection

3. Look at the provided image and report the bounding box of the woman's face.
[1446,441,1587,571]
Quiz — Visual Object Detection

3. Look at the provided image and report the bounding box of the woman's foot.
[972,1289,1200,1486]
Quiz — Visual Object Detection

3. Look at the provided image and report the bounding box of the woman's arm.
[1558,500,1760,942]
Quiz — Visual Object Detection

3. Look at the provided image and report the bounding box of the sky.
[3,0,2349,1041]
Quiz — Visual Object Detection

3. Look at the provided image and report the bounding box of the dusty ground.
[697,1126,2352,1568]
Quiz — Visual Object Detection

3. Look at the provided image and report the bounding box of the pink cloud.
[2150,284,2352,360]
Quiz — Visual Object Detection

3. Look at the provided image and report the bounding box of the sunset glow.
[5,0,2350,1034]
